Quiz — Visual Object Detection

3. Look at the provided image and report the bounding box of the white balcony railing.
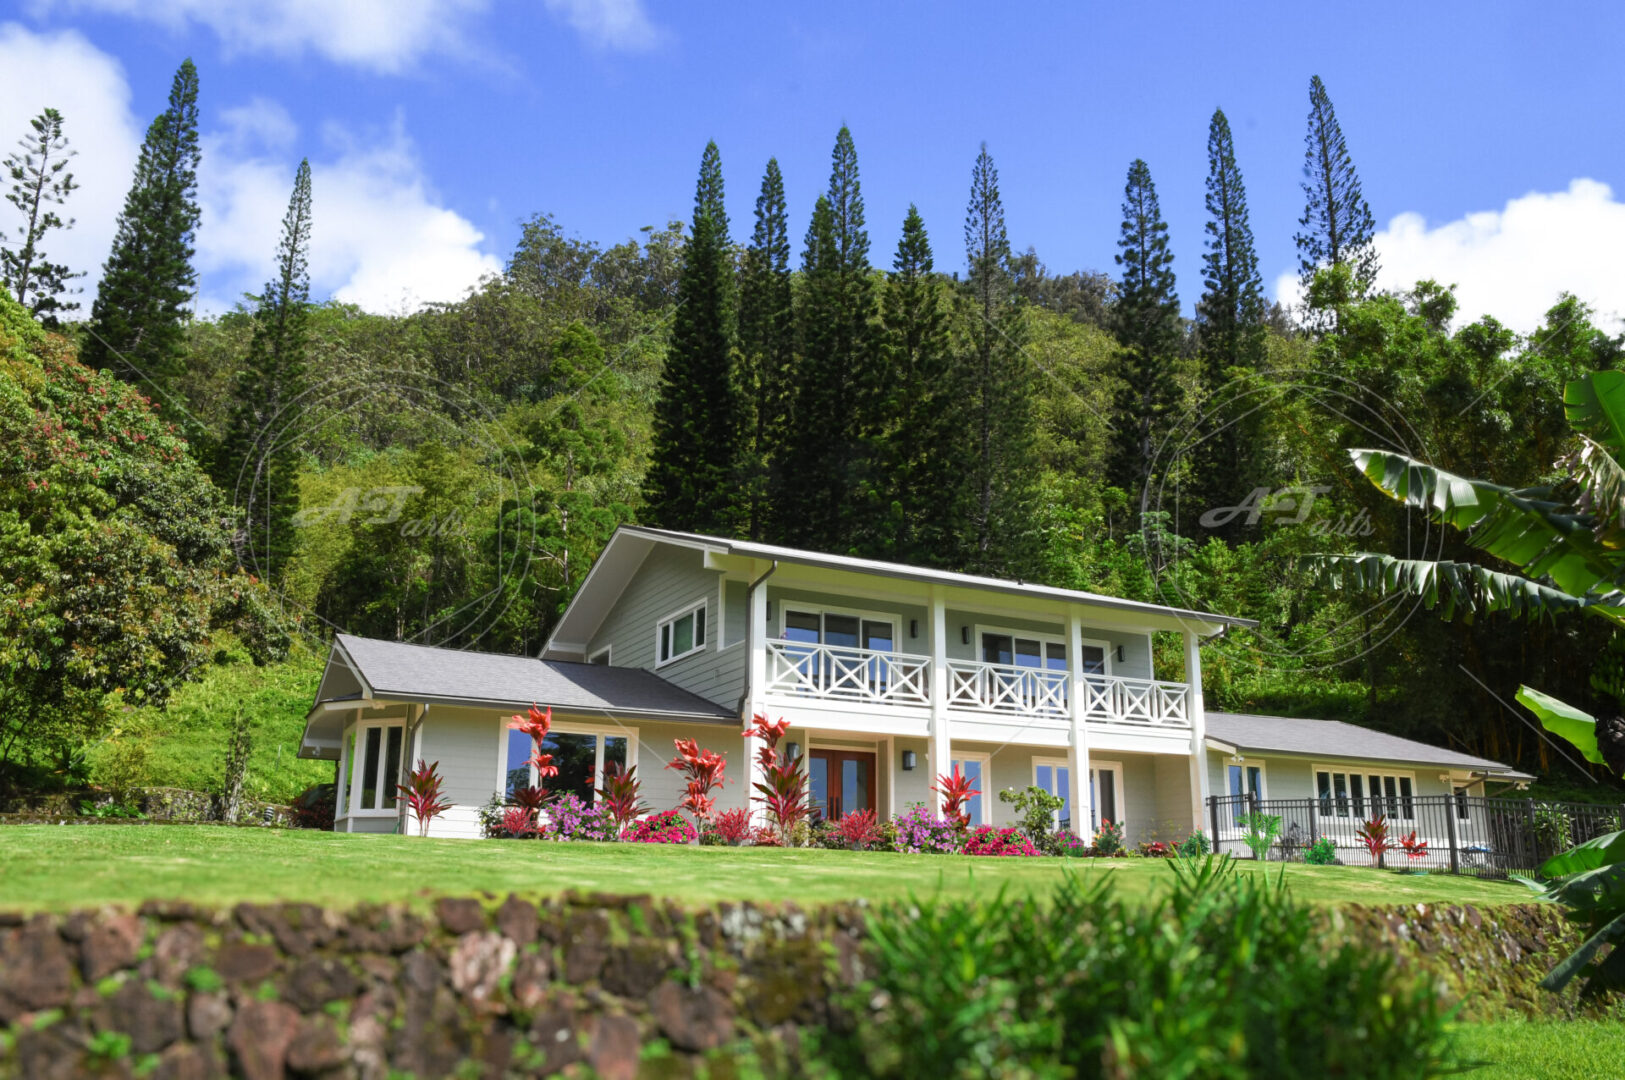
[765,641,931,706]
[946,660,1070,717]
[1082,676,1191,726]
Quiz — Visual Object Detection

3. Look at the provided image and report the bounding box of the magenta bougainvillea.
[962,825,1041,857]
[629,809,698,844]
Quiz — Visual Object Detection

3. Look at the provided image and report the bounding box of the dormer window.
[657,601,706,665]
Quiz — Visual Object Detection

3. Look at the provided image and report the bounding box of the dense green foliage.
[834,858,1455,1078]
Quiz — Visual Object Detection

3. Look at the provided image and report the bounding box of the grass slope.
[90,643,329,805]
[1454,1019,1625,1079]
[0,825,1532,913]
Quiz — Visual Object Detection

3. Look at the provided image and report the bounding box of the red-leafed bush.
[836,809,879,849]
[962,825,1041,857]
[595,762,649,839]
[933,765,980,830]
[501,806,540,838]
[629,809,697,844]
[752,826,782,847]
[396,759,452,837]
[1138,841,1175,858]
[667,737,727,826]
[744,713,809,844]
[711,807,753,844]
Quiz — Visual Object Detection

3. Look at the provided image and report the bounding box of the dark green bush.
[1305,837,1338,865]
[832,856,1455,1079]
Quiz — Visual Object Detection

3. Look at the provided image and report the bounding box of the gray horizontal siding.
[587,543,734,708]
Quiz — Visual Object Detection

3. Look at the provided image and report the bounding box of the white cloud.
[0,22,500,318]
[26,0,488,74]
[543,0,660,51]
[1274,179,1625,334]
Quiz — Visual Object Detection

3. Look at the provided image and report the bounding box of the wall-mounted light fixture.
[961,626,970,645]
[787,741,802,760]
[909,619,918,639]
[766,600,774,622]
[1115,645,1125,663]
[901,750,917,771]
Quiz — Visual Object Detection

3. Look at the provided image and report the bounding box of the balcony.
[763,641,1191,727]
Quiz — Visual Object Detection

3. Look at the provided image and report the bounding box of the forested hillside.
[3,63,1622,800]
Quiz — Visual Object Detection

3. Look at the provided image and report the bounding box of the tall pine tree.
[216,159,313,586]
[1110,159,1183,504]
[82,59,201,388]
[1296,75,1379,299]
[961,143,1039,576]
[2,108,83,324]
[644,141,744,535]
[737,158,793,540]
[777,127,879,551]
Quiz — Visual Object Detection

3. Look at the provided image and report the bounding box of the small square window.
[658,603,706,665]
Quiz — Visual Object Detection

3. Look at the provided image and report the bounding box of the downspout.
[397,703,429,835]
[736,560,780,716]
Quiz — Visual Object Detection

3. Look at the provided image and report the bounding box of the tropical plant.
[500,806,539,838]
[594,762,648,839]
[1177,830,1212,858]
[835,808,879,849]
[1398,831,1429,864]
[1304,837,1338,865]
[998,784,1066,851]
[1356,814,1394,868]
[506,704,560,788]
[710,807,753,845]
[1138,841,1175,858]
[1532,802,1575,851]
[894,803,959,854]
[396,759,452,837]
[509,783,549,820]
[1052,831,1089,857]
[963,826,1041,857]
[933,765,980,830]
[1240,811,1282,860]
[629,809,697,844]
[1091,819,1125,856]
[743,712,809,844]
[666,737,726,827]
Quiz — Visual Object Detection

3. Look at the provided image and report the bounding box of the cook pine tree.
[1296,75,1379,310]
[737,157,794,540]
[1,107,83,324]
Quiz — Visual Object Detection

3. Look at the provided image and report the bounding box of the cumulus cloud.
[1273,180,1625,334]
[0,22,500,317]
[25,0,488,74]
[543,0,660,51]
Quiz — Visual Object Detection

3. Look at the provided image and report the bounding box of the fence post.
[1445,795,1460,875]
[1525,798,1538,868]
[1308,796,1318,845]
[1209,796,1221,854]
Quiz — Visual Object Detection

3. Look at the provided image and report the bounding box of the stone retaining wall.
[0,895,1600,1079]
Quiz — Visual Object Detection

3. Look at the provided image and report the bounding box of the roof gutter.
[737,560,780,716]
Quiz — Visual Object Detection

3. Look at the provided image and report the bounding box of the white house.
[299,525,1531,841]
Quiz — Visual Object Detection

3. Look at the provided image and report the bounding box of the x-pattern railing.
[764,641,930,706]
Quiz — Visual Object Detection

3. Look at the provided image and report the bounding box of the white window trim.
[1032,756,1072,829]
[588,644,612,665]
[973,624,1111,674]
[1090,758,1125,832]
[777,602,901,648]
[1224,758,1269,801]
[950,751,992,826]
[655,598,708,668]
[1313,764,1418,820]
[499,716,640,798]
[335,726,352,822]
[348,718,407,817]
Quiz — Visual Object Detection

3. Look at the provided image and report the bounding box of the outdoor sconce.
[787,742,802,760]
[1115,645,1124,663]
[909,619,918,638]
[766,600,774,622]
[961,626,970,645]
[902,750,917,771]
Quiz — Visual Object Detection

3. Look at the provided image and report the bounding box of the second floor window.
[658,602,706,665]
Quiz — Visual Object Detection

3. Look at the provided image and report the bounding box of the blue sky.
[3,1,1622,330]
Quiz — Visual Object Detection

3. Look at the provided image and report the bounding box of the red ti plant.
[934,764,980,830]
[1399,830,1429,863]
[508,784,549,831]
[744,712,809,845]
[836,808,879,849]
[396,759,452,837]
[666,737,727,828]
[1356,813,1394,868]
[507,704,561,785]
[594,762,649,839]
[711,807,753,845]
[501,806,540,838]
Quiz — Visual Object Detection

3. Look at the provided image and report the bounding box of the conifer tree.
[644,141,744,535]
[216,159,313,586]
[1110,159,1183,503]
[81,59,202,387]
[961,143,1039,576]
[777,127,879,551]
[2,108,83,324]
[1296,75,1379,297]
[737,158,793,540]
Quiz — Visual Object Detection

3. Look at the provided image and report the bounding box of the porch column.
[1183,630,1211,837]
[928,585,951,809]
[746,570,770,826]
[1067,612,1091,838]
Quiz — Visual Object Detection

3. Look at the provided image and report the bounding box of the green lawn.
[0,824,1532,913]
[1454,1019,1625,1079]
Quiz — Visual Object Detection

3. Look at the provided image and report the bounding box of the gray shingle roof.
[1205,711,1532,778]
[328,634,734,722]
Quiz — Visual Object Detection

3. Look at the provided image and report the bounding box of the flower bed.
[629,810,698,844]
[962,825,1041,857]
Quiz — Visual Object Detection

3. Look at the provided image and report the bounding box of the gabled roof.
[545,524,1256,658]
[313,634,734,722]
[1205,711,1534,781]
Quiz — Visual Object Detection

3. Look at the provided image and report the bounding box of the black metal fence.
[1207,793,1624,879]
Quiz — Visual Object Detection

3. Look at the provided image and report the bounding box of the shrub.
[963,825,1041,857]
[1051,831,1088,857]
[1399,831,1429,864]
[1091,819,1125,856]
[1240,811,1282,861]
[628,809,696,844]
[1176,831,1210,858]
[998,785,1065,852]
[1138,840,1174,858]
[289,784,335,830]
[396,760,451,837]
[595,763,649,839]
[581,802,618,842]
[1357,814,1394,868]
[477,793,506,838]
[752,826,781,847]
[836,809,879,849]
[893,803,958,854]
[666,737,726,827]
[833,857,1455,1078]
[501,806,539,838]
[710,807,753,845]
[745,713,810,843]
[1304,837,1338,865]
[545,793,593,841]
[872,819,900,853]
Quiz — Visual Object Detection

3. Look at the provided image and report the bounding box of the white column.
[928,586,951,806]
[746,572,770,825]
[1067,612,1092,838]
[1184,630,1211,836]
